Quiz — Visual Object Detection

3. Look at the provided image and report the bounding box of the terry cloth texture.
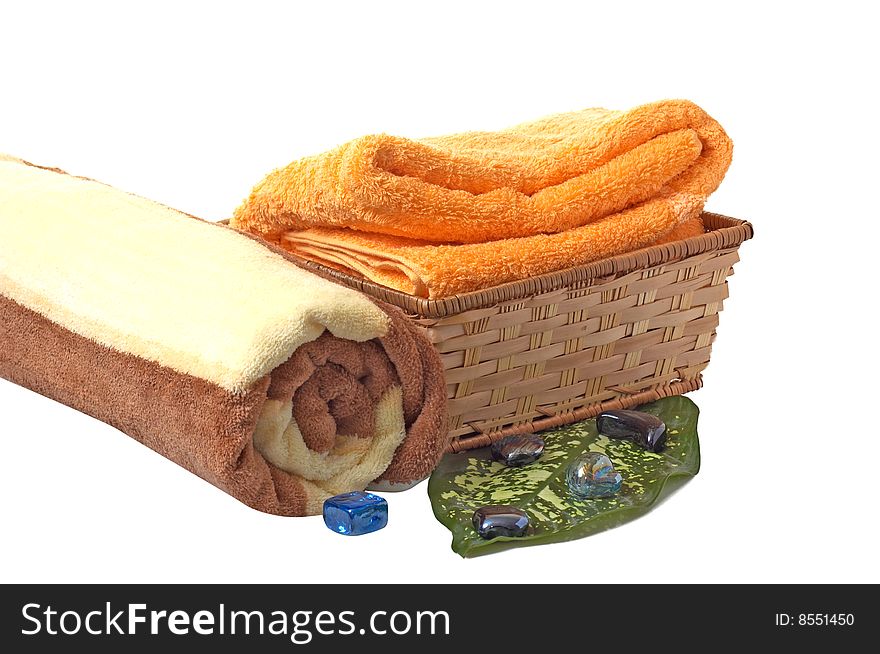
[0,156,448,516]
[232,100,732,298]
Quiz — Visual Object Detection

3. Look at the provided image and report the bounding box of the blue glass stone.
[323,491,388,536]
[566,453,622,499]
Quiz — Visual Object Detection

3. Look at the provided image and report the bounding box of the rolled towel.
[0,155,448,516]
[232,100,732,298]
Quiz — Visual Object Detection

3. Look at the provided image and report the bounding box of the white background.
[1,1,878,584]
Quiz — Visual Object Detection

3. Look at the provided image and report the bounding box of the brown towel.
[0,155,449,516]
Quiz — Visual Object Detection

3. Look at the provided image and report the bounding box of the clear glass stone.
[566,453,623,499]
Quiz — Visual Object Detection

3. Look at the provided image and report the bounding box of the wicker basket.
[285,212,752,452]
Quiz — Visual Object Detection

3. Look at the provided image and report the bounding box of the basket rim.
[286,211,753,318]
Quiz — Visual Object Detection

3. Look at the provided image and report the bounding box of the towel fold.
[232,100,732,297]
[0,156,448,516]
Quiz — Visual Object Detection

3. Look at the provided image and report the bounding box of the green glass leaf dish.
[428,395,700,557]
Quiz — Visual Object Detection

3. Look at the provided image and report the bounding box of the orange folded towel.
[232,100,732,297]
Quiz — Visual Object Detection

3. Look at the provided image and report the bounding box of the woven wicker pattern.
[290,212,752,451]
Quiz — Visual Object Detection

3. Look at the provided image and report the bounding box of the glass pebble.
[566,453,622,499]
[472,505,530,539]
[597,409,667,452]
[490,434,545,467]
[323,491,388,536]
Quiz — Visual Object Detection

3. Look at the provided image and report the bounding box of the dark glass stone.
[472,505,530,540]
[490,434,545,467]
[596,410,667,452]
